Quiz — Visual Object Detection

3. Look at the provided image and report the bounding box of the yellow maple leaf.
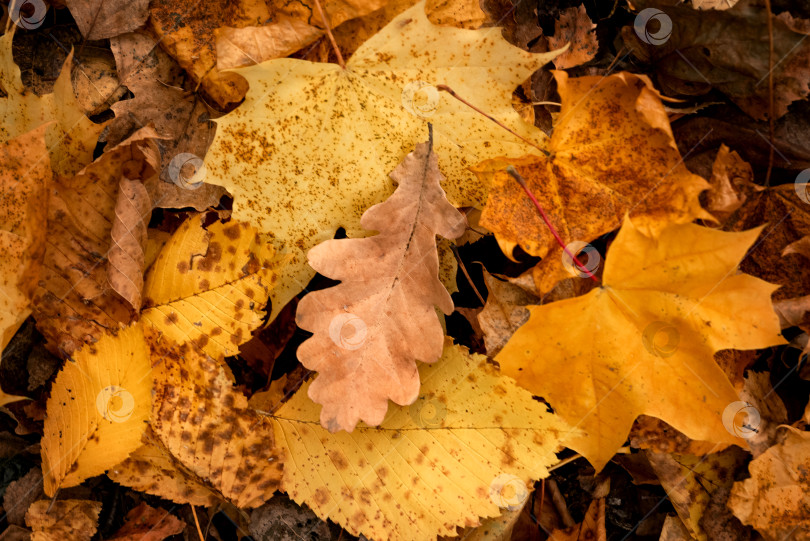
[141,214,281,358]
[0,31,104,177]
[496,218,785,470]
[272,342,574,540]
[41,324,152,495]
[203,0,563,320]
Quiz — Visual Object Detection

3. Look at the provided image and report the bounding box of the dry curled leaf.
[296,139,466,432]
[64,0,150,40]
[107,178,151,311]
[151,347,284,508]
[41,324,152,495]
[203,0,563,321]
[32,127,161,354]
[496,218,785,470]
[703,144,761,223]
[473,71,710,293]
[273,343,573,541]
[26,500,101,541]
[140,214,280,359]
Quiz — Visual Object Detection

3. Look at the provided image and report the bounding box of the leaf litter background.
[1,0,810,539]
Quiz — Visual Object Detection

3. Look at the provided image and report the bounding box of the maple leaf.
[272,343,573,541]
[496,218,785,470]
[0,32,105,177]
[151,347,284,508]
[203,0,563,320]
[41,324,152,495]
[26,500,101,541]
[0,126,50,353]
[473,71,711,293]
[141,214,281,358]
[296,137,466,432]
[728,427,810,540]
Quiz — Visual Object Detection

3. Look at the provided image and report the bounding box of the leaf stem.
[312,0,346,69]
[506,166,599,282]
[436,84,548,156]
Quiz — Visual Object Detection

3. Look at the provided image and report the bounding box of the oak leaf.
[25,500,101,541]
[151,347,284,508]
[496,218,785,470]
[203,0,563,320]
[0,126,50,353]
[141,214,280,358]
[0,32,105,177]
[41,324,152,495]
[296,138,466,431]
[728,427,810,540]
[272,343,573,541]
[474,71,711,294]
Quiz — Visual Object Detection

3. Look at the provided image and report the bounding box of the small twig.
[450,245,485,306]
[506,166,599,282]
[764,0,775,186]
[548,453,582,472]
[436,84,548,155]
[312,0,345,69]
[547,478,575,528]
[191,506,205,541]
[531,101,562,107]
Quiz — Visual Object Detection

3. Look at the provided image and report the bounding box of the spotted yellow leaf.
[272,343,574,540]
[202,0,564,320]
[141,214,280,357]
[42,324,152,495]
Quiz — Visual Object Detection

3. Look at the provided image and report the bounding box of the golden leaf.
[496,218,785,470]
[296,139,466,431]
[26,500,101,541]
[203,0,563,320]
[141,214,280,358]
[273,343,573,540]
[41,324,152,495]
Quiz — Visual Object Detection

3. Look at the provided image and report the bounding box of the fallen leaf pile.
[2,0,810,539]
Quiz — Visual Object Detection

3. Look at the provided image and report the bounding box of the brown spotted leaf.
[473,71,710,294]
[272,342,573,541]
[296,139,467,432]
[108,427,219,507]
[151,346,284,508]
[140,214,281,359]
[32,127,161,354]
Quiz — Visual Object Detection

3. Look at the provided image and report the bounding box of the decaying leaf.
[496,218,785,470]
[0,32,105,177]
[703,144,761,223]
[296,139,466,431]
[477,269,538,357]
[64,0,150,40]
[728,427,810,540]
[108,32,226,211]
[645,447,750,541]
[107,502,185,541]
[141,214,280,359]
[547,497,606,541]
[107,178,151,311]
[108,427,219,507]
[624,0,810,120]
[26,500,101,541]
[32,127,161,354]
[474,72,710,293]
[272,343,573,541]
[203,0,563,320]
[0,126,50,353]
[151,347,284,508]
[41,325,152,495]
[545,5,598,69]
